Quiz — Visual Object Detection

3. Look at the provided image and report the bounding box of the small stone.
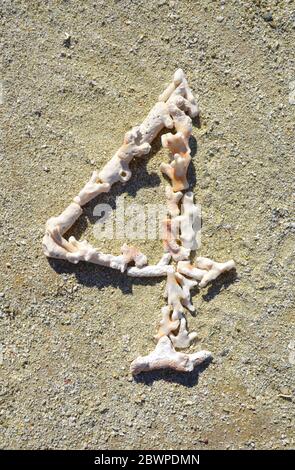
[221,348,230,357]
[99,406,108,414]
[263,12,273,22]
[63,33,71,48]
[199,438,209,444]
[280,386,291,396]
[43,166,50,172]
[216,16,224,23]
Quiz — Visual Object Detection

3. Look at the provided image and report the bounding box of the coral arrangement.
[43,69,236,375]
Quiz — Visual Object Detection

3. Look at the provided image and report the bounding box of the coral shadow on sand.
[202,270,238,302]
[48,258,165,295]
[133,357,212,387]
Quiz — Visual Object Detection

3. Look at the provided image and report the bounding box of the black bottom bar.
[0,449,294,467]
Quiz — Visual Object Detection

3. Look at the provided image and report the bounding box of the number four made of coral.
[43,69,236,376]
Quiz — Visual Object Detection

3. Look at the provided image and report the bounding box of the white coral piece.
[73,172,110,206]
[155,306,179,340]
[158,68,185,102]
[127,264,173,277]
[62,238,147,272]
[165,186,183,217]
[175,272,197,313]
[165,270,186,320]
[162,131,190,158]
[167,100,193,142]
[170,316,197,350]
[130,336,211,375]
[160,153,191,192]
[157,253,172,266]
[160,68,199,119]
[196,257,236,288]
[176,192,201,251]
[162,217,190,261]
[121,243,147,268]
[43,203,83,260]
[177,260,207,281]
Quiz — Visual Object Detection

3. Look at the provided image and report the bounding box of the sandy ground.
[1,0,295,450]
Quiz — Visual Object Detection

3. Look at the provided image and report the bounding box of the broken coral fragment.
[169,315,198,350]
[177,260,207,281]
[127,264,173,278]
[130,335,211,375]
[177,258,236,288]
[43,202,83,260]
[116,126,151,162]
[46,202,83,238]
[196,257,236,288]
[64,239,147,272]
[177,192,201,251]
[175,272,197,312]
[155,306,179,340]
[73,171,110,206]
[121,243,147,268]
[167,100,193,142]
[165,185,183,217]
[173,69,199,118]
[158,68,184,102]
[160,101,192,192]
[162,218,190,262]
[160,68,199,119]
[157,252,172,266]
[162,131,190,158]
[165,270,186,320]
[42,199,147,271]
[160,153,191,192]
[98,154,133,186]
[98,100,175,186]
